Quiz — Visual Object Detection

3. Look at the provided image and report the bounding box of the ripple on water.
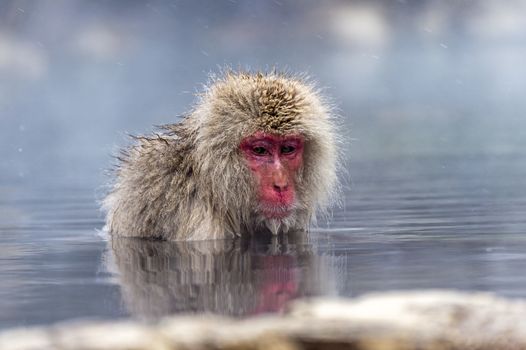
[1,155,526,329]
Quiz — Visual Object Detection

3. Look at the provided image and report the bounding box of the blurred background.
[1,0,525,187]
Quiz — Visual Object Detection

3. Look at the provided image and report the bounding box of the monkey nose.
[273,182,288,192]
[273,175,289,192]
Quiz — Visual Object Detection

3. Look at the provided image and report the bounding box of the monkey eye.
[252,146,269,155]
[281,145,296,154]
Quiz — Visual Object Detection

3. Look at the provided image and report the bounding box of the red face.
[240,132,304,219]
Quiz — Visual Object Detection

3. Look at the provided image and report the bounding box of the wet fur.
[103,71,338,240]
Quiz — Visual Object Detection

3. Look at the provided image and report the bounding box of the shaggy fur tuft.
[103,71,339,241]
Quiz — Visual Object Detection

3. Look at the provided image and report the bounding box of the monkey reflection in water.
[106,232,337,318]
[103,71,339,241]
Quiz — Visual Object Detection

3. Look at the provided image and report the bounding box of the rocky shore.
[2,290,526,350]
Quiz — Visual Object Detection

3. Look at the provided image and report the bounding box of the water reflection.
[107,233,334,318]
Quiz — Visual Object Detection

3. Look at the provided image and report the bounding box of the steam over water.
[2,0,526,330]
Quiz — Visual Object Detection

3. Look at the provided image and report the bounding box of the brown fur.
[103,71,338,240]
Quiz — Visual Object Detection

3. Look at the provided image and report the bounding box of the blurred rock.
[2,290,526,350]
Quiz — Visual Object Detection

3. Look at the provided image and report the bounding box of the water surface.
[1,154,526,329]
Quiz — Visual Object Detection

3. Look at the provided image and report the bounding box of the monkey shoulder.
[113,126,197,202]
[108,127,199,238]
[122,125,195,176]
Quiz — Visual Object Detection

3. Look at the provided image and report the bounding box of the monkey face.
[240,132,304,219]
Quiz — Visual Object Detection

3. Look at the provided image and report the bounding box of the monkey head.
[192,72,338,235]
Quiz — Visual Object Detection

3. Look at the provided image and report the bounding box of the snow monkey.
[104,71,338,241]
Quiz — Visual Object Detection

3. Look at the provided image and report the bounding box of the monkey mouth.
[258,203,294,219]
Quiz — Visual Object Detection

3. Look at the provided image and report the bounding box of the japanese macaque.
[103,71,338,240]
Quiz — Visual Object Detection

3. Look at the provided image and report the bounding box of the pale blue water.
[2,155,526,329]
